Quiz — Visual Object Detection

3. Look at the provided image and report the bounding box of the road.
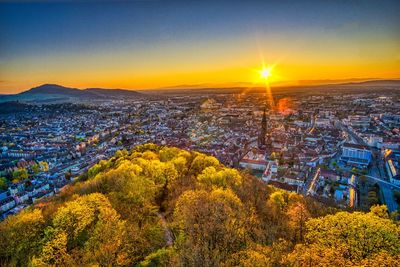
[380,183,398,213]
[306,168,320,196]
[364,174,399,213]
[364,175,400,189]
[338,121,368,146]
[306,114,316,134]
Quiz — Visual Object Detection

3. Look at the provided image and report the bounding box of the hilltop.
[2,79,400,100]
[0,84,144,103]
[0,144,399,266]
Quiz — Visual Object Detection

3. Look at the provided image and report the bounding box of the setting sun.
[259,67,272,80]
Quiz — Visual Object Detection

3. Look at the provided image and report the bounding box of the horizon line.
[1,77,400,95]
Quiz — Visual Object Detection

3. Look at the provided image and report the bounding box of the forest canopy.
[0,144,399,266]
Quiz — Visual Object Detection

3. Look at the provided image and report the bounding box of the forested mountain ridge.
[0,144,399,266]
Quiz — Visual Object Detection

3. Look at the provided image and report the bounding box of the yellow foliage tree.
[36,193,127,266]
[189,154,220,175]
[197,166,242,188]
[222,244,273,267]
[32,230,72,266]
[0,209,45,265]
[300,207,400,263]
[174,188,247,266]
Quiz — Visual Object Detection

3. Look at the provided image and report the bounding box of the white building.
[386,159,400,185]
[340,143,372,168]
[239,150,268,171]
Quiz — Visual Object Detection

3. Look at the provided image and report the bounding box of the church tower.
[258,108,267,148]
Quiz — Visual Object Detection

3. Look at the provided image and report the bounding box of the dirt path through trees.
[157,212,173,246]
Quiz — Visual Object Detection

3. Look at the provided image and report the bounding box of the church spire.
[262,108,267,130]
[258,108,267,148]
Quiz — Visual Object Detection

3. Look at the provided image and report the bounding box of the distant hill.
[2,79,399,102]
[0,84,145,103]
[86,88,142,98]
[147,79,400,96]
[152,79,400,91]
[335,79,400,87]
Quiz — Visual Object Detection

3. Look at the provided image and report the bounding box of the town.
[1,86,400,219]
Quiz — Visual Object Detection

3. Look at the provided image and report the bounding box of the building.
[319,169,340,182]
[314,118,331,128]
[347,115,370,128]
[380,138,400,150]
[0,190,8,201]
[340,143,372,168]
[15,192,29,204]
[384,150,400,185]
[366,135,383,148]
[5,150,36,159]
[239,149,268,171]
[1,196,16,212]
[282,173,305,187]
[262,160,278,182]
[258,108,267,148]
[386,159,400,185]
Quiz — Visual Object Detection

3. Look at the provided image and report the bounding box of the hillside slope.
[0,144,399,266]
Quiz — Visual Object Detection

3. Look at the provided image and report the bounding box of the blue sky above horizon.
[1,0,399,93]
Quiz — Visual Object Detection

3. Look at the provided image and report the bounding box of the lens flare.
[258,64,275,109]
[259,67,272,80]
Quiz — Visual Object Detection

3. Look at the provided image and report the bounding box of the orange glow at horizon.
[1,38,399,94]
[1,1,399,95]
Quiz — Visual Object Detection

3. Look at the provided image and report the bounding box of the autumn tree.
[159,147,181,162]
[359,252,400,266]
[189,153,220,175]
[34,193,127,266]
[370,204,389,219]
[287,243,351,266]
[32,230,72,266]
[1,145,397,267]
[39,161,49,172]
[222,244,272,267]
[197,166,242,189]
[0,177,8,190]
[173,188,248,266]
[12,167,28,183]
[291,206,400,264]
[0,209,45,265]
[138,247,177,267]
[287,201,310,242]
[32,163,40,174]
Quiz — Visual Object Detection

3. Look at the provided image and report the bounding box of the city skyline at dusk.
[1,2,400,265]
[1,0,399,93]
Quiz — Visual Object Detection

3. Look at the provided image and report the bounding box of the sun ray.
[255,62,275,109]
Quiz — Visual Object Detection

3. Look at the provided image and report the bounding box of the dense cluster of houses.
[1,89,399,217]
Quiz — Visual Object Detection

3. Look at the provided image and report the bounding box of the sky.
[0,0,399,93]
